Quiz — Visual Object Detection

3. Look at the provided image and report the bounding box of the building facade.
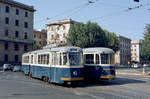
[114,35,131,66]
[0,0,35,65]
[34,29,47,48]
[46,19,76,44]
[131,40,142,63]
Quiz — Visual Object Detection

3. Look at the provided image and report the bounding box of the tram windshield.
[68,52,81,66]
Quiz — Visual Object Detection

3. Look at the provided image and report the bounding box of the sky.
[15,0,150,40]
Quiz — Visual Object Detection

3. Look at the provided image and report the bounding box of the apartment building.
[46,19,76,44]
[0,0,35,65]
[34,29,47,48]
[114,35,131,66]
[131,40,142,63]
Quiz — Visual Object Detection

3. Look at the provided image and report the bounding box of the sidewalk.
[116,68,150,76]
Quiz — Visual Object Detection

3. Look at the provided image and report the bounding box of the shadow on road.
[77,77,146,88]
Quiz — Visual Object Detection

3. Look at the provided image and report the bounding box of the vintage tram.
[22,46,84,84]
[83,47,116,80]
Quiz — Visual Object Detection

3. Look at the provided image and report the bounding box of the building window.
[24,32,28,39]
[24,45,28,52]
[39,41,41,45]
[57,26,60,30]
[25,12,28,17]
[4,43,8,50]
[5,17,9,24]
[4,54,8,62]
[63,33,66,38]
[51,35,54,40]
[39,35,41,39]
[63,25,65,30]
[5,29,9,36]
[14,43,19,51]
[24,22,28,28]
[15,31,19,38]
[56,34,59,39]
[16,9,19,15]
[15,20,19,26]
[5,6,9,13]
[15,55,19,62]
[51,27,53,31]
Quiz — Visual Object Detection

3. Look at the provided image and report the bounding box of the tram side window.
[54,53,58,65]
[46,54,49,64]
[52,53,58,65]
[51,53,55,65]
[38,54,49,65]
[96,54,100,64]
[34,54,37,64]
[85,54,94,64]
[23,56,29,63]
[101,54,109,64]
[63,53,67,65]
[38,55,41,64]
[59,53,62,65]
[31,55,33,64]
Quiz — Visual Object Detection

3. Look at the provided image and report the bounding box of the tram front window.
[101,54,109,64]
[69,52,80,66]
[110,54,115,64]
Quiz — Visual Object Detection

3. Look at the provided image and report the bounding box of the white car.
[143,64,150,67]
[132,64,142,68]
[3,64,13,71]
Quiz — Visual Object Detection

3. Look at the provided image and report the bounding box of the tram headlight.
[73,71,78,76]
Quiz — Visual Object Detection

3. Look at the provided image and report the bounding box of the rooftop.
[46,19,77,26]
[0,0,35,12]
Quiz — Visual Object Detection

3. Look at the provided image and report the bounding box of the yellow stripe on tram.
[100,75,115,79]
[61,77,84,81]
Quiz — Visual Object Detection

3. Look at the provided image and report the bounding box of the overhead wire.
[35,2,90,23]
[89,2,150,22]
[35,0,150,25]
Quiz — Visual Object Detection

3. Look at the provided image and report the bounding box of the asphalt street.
[0,71,150,99]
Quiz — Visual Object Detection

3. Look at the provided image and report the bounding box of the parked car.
[143,64,150,67]
[13,65,21,72]
[132,64,142,68]
[3,64,13,71]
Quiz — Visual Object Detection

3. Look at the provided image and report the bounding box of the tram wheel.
[43,77,49,82]
[29,73,32,77]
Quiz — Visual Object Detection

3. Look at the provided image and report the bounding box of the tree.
[141,24,150,62]
[67,21,119,52]
[104,30,119,52]
[33,43,41,50]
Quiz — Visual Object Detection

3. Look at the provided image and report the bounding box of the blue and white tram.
[83,47,115,80]
[22,46,84,84]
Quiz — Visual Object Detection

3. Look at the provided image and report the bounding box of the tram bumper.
[61,77,84,81]
[100,75,115,79]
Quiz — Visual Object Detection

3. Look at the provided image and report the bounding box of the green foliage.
[67,21,119,52]
[33,43,41,50]
[104,30,120,52]
[141,24,150,62]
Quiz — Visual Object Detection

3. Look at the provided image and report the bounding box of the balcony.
[0,36,33,44]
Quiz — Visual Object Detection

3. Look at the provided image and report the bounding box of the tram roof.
[50,46,82,52]
[83,47,114,54]
[22,46,82,56]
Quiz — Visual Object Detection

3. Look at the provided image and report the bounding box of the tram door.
[51,52,60,82]
[95,54,101,78]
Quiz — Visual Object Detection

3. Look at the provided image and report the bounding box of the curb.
[116,72,150,76]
